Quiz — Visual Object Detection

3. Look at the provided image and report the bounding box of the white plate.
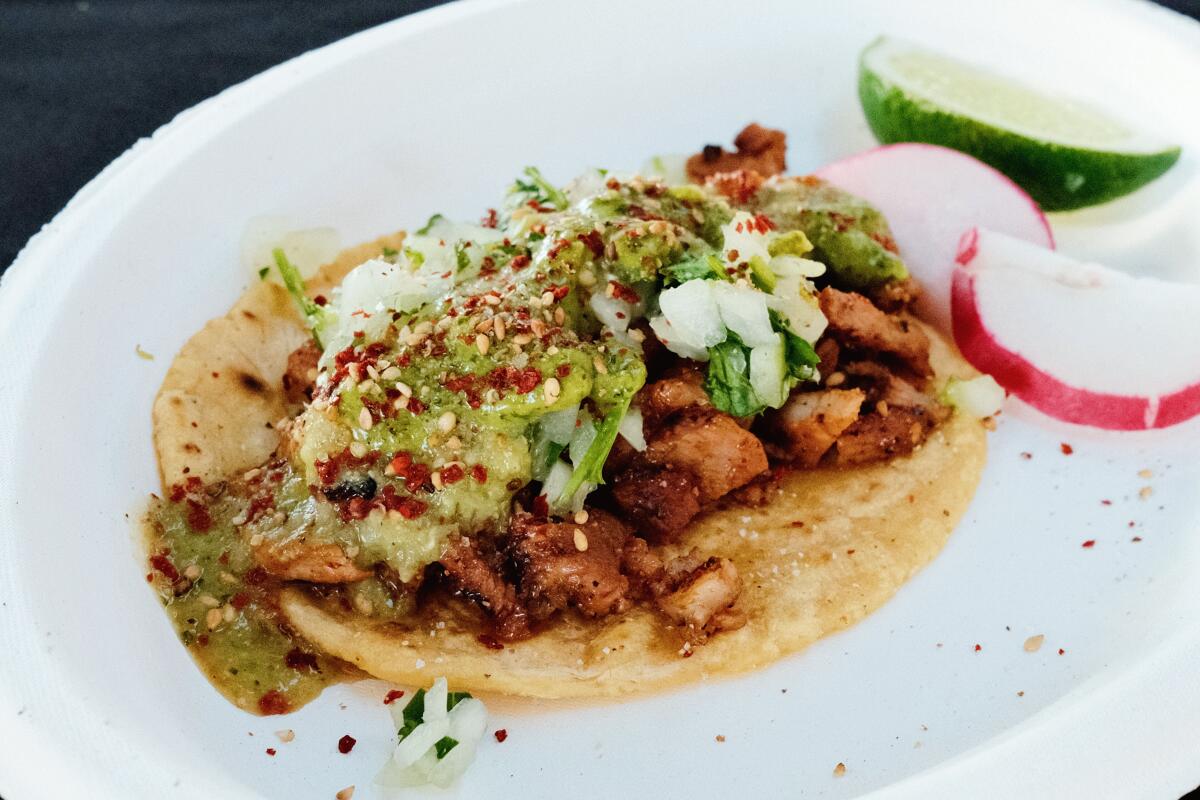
[2,0,1200,797]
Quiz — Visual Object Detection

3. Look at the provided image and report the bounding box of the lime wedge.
[858,36,1181,211]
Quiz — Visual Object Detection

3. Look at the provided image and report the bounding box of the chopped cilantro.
[661,254,727,286]
[272,248,328,347]
[434,736,459,759]
[257,266,270,280]
[557,393,633,504]
[517,166,568,210]
[397,687,426,741]
[769,309,820,380]
[404,247,425,268]
[382,246,399,258]
[416,214,445,235]
[704,333,765,417]
[446,691,472,711]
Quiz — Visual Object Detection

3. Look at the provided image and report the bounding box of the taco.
[144,125,988,713]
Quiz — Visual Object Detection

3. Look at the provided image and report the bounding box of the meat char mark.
[610,462,702,541]
[439,536,530,640]
[762,389,866,467]
[643,408,768,503]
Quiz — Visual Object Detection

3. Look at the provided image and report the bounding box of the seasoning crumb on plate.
[337,735,356,754]
[494,729,508,742]
[1139,486,1154,500]
[833,762,846,777]
[1060,443,1073,455]
[1023,634,1044,652]
[715,735,726,743]
[336,787,355,800]
[275,729,295,743]
[1081,540,1095,548]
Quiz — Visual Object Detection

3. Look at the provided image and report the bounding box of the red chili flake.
[605,178,621,190]
[1101,499,1112,506]
[531,494,550,518]
[258,690,290,715]
[1060,443,1074,455]
[1132,536,1143,542]
[383,689,406,705]
[510,253,531,270]
[515,368,542,393]
[285,648,320,672]
[608,280,640,304]
[481,208,498,228]
[551,283,571,300]
[1081,539,1095,548]
[168,483,187,502]
[1019,452,1032,460]
[245,494,275,524]
[407,397,427,415]
[556,363,572,378]
[338,735,357,754]
[869,230,899,253]
[1058,648,1065,655]
[494,729,508,743]
[149,552,179,582]
[441,464,465,485]
[218,550,231,565]
[265,748,277,756]
[790,520,805,528]
[727,248,740,261]
[578,230,604,256]
[974,644,982,652]
[313,294,328,306]
[230,592,250,610]
[471,464,488,484]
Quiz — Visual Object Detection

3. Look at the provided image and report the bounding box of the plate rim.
[2,0,1199,797]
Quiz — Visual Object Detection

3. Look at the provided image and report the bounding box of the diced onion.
[648,315,709,361]
[770,254,826,278]
[378,678,489,790]
[240,216,340,280]
[639,154,688,185]
[540,404,580,445]
[589,292,633,333]
[721,211,772,266]
[568,412,597,467]
[657,280,724,349]
[712,282,776,347]
[393,715,449,769]
[749,335,788,409]
[617,405,646,451]
[540,460,573,505]
[942,374,1006,418]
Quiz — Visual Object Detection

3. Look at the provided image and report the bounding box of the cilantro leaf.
[661,254,727,286]
[416,213,445,235]
[396,687,426,741]
[704,333,766,417]
[434,736,459,759]
[257,266,269,280]
[518,166,568,210]
[769,309,820,380]
[556,394,633,505]
[446,691,472,711]
[273,248,328,348]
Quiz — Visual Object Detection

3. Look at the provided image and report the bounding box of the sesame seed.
[554,307,565,325]
[199,594,220,608]
[1138,468,1154,479]
[438,411,457,433]
[531,319,547,337]
[183,564,201,580]
[381,366,402,381]
[431,471,444,490]
[605,283,615,298]
[541,291,555,306]
[579,269,596,287]
[356,379,376,395]
[475,333,490,355]
[593,356,608,374]
[243,468,262,481]
[222,604,236,623]
[275,729,295,743]
[395,381,413,397]
[574,510,589,524]
[826,371,846,387]
[484,294,501,306]
[358,407,373,430]
[573,529,589,551]
[205,608,223,629]
[406,333,426,347]
[512,333,533,346]
[249,533,264,547]
[627,328,645,343]
[484,388,500,403]
[392,396,409,411]
[1139,486,1153,500]
[413,320,433,335]
[1024,634,1045,652]
[366,364,380,381]
[544,377,561,405]
[349,441,368,458]
[445,435,463,450]
[272,510,286,525]
[547,345,559,355]
[493,317,506,340]
[475,317,494,333]
[354,594,373,615]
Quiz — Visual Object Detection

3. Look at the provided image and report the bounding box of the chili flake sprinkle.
[338,735,357,754]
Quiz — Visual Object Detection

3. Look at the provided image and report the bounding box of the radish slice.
[952,228,1200,430]
[815,143,1054,331]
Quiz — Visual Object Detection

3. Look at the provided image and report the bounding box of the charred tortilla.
[153,233,985,699]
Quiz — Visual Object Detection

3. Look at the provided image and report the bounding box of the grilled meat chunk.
[644,408,768,502]
[763,388,866,467]
[832,406,936,465]
[655,556,746,642]
[638,364,711,429]
[610,462,703,541]
[686,123,787,186]
[818,287,932,377]
[508,509,634,621]
[282,339,321,405]
[252,538,370,584]
[439,536,530,640]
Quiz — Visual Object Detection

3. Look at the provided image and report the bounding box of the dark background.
[1,0,1199,797]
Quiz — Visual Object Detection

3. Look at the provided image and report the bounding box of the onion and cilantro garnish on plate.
[377,678,488,789]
